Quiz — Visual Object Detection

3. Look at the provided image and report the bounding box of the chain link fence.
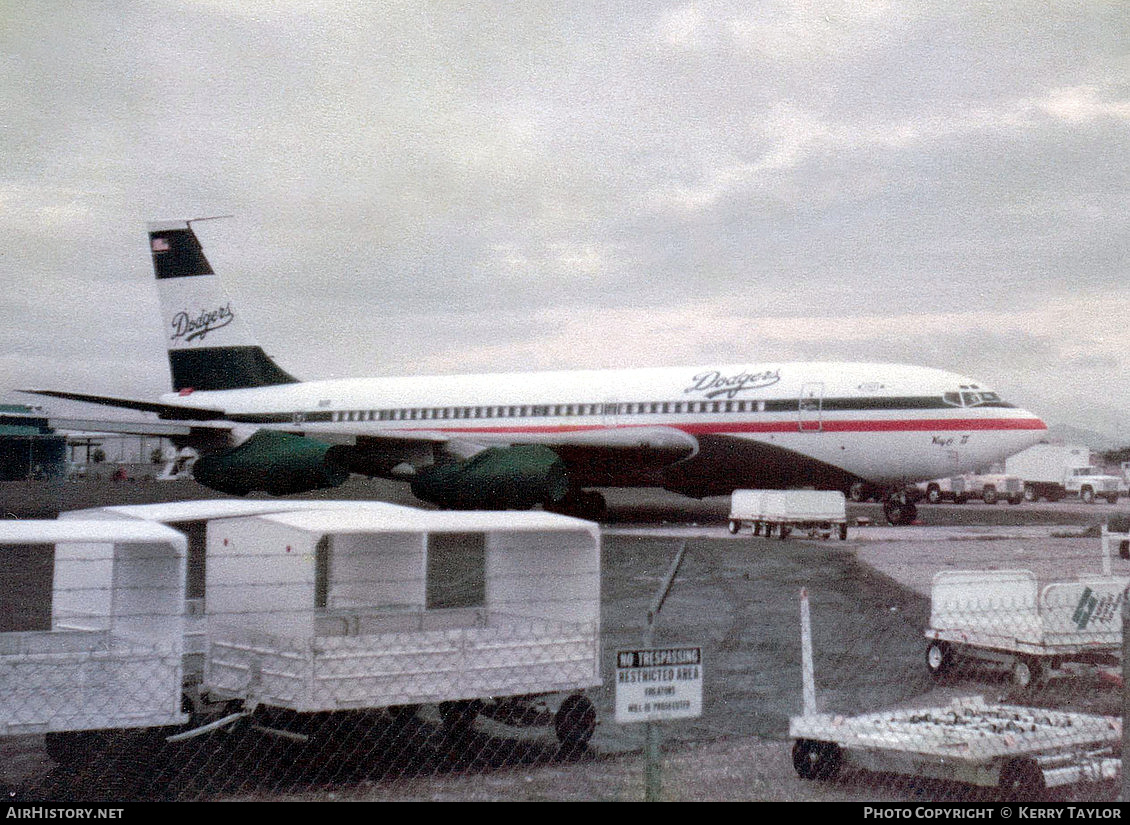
[0,521,1126,802]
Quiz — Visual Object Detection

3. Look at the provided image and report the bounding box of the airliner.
[23,220,1048,524]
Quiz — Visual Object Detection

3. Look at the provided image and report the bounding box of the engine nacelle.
[410,445,569,510]
[192,429,349,496]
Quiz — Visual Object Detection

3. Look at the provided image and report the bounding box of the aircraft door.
[798,382,824,432]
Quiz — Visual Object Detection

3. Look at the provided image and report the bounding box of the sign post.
[613,542,703,802]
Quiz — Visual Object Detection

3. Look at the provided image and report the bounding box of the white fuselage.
[159,361,1046,487]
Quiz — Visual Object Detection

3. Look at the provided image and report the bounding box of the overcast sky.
[1,1,1127,439]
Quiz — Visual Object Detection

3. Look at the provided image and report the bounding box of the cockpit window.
[943,390,1005,408]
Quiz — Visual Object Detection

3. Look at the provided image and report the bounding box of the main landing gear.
[882,491,918,526]
[548,489,607,522]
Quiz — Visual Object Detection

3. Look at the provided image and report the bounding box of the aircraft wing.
[329,425,699,484]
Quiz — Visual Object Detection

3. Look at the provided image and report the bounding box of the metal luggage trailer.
[0,520,188,762]
[199,506,603,746]
[924,570,1128,689]
[728,489,848,540]
[790,697,1120,798]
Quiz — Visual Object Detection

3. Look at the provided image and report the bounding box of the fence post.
[1122,590,1129,802]
[643,541,687,803]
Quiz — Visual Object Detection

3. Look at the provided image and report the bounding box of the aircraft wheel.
[838,524,848,540]
[778,525,791,540]
[554,694,596,748]
[883,500,917,526]
[792,739,842,781]
[763,523,774,538]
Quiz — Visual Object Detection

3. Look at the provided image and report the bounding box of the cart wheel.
[925,641,953,677]
[387,704,420,725]
[43,730,108,764]
[999,757,1046,801]
[554,694,597,748]
[1011,657,1043,690]
[792,738,842,781]
[727,520,740,535]
[439,700,482,736]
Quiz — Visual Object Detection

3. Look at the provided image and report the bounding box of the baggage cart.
[61,499,403,688]
[195,506,603,746]
[0,520,188,761]
[790,696,1121,798]
[790,589,1120,799]
[728,489,847,540]
[924,570,1128,688]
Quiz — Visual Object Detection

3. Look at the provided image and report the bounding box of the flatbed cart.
[0,520,189,762]
[176,505,603,748]
[790,696,1121,798]
[727,490,848,540]
[924,570,1128,689]
[789,590,1121,799]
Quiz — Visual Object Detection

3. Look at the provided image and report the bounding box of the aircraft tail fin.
[148,220,298,392]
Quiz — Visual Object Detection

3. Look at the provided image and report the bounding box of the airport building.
[0,405,66,481]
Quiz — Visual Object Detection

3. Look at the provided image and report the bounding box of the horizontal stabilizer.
[19,389,225,421]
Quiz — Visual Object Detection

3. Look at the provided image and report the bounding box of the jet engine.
[409,445,569,510]
[192,429,349,496]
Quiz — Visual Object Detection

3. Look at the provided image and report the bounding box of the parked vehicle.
[963,473,1024,505]
[917,473,1023,505]
[1005,443,1122,504]
[729,490,848,540]
[916,476,970,504]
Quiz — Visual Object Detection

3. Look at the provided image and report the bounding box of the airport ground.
[0,479,1127,802]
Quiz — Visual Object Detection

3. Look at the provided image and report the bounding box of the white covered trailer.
[61,499,403,686]
[200,506,602,744]
[728,490,847,540]
[925,570,1128,688]
[0,520,188,756]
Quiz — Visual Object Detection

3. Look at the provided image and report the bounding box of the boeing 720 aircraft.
[24,220,1048,524]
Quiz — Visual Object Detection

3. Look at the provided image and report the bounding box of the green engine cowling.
[410,445,570,510]
[192,429,349,496]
